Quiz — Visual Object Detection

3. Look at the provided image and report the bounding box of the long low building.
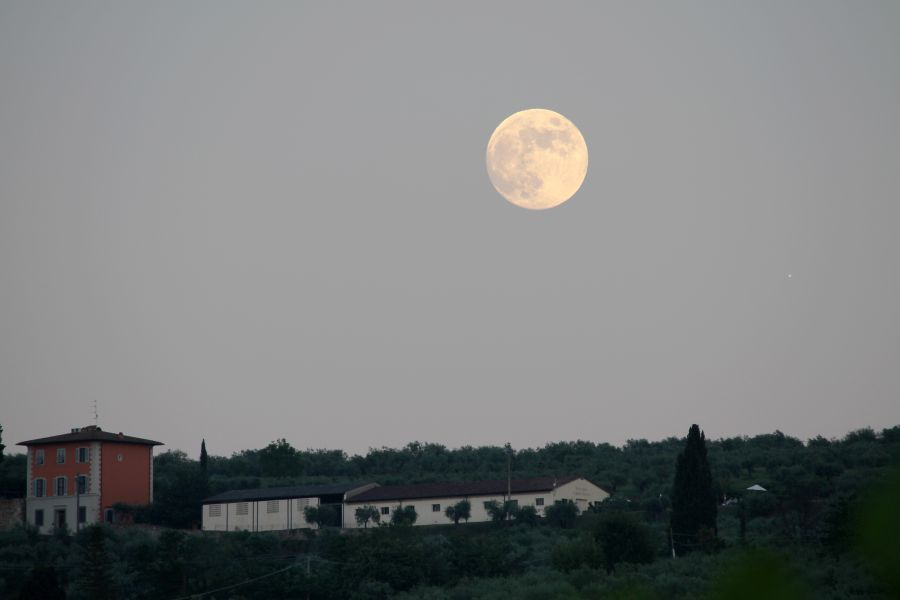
[202,482,376,532]
[343,476,609,528]
[202,476,609,532]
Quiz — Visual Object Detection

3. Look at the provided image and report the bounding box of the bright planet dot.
[486,108,588,210]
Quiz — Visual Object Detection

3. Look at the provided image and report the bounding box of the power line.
[166,563,298,600]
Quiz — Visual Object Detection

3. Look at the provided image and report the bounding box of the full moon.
[486,108,588,210]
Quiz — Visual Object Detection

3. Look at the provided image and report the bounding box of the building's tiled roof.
[348,476,584,503]
[18,427,163,447]
[202,482,375,504]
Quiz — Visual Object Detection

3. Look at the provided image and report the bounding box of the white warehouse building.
[343,476,609,528]
[202,482,376,532]
[202,476,609,532]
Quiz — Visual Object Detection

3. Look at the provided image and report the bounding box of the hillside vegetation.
[0,424,898,599]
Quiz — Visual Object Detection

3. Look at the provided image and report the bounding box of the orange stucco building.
[18,426,162,533]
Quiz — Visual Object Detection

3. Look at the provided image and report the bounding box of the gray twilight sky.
[2,1,899,458]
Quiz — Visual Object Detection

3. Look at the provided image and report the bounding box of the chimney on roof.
[71,428,79,433]
[117,432,124,439]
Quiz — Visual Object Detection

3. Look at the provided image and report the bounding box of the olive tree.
[304,505,339,528]
[390,505,418,526]
[545,500,579,528]
[445,499,471,524]
[355,505,380,528]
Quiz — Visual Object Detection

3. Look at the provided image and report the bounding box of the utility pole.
[75,473,83,533]
[505,442,512,521]
[306,554,311,600]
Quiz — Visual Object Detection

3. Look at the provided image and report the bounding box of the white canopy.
[746,484,767,492]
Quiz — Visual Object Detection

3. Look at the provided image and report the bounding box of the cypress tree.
[199,439,210,502]
[670,424,717,554]
[199,439,208,474]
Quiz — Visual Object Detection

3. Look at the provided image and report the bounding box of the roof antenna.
[93,399,99,428]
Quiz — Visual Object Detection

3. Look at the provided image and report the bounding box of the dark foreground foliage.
[0,509,892,600]
[0,424,897,598]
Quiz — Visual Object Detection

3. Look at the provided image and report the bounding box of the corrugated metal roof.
[18,428,163,447]
[348,476,583,503]
[202,482,375,504]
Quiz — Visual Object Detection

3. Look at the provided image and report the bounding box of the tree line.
[2,424,899,533]
[0,421,898,598]
[138,424,899,530]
